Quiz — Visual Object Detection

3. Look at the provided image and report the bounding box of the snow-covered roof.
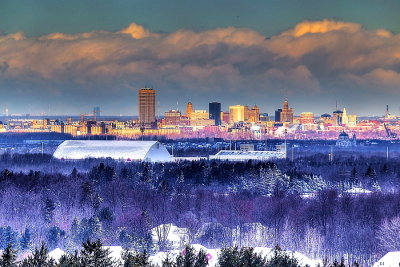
[373,251,400,267]
[209,150,286,161]
[48,248,66,262]
[345,187,373,194]
[103,246,124,261]
[53,140,173,162]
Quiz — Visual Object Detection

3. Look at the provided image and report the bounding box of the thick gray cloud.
[0,20,399,115]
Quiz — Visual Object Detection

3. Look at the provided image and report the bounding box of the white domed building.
[53,140,173,162]
[336,131,356,147]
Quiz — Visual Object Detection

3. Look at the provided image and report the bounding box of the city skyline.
[2,1,400,116]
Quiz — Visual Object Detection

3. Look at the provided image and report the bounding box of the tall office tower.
[332,110,343,126]
[275,109,282,122]
[279,99,294,123]
[186,102,193,119]
[341,108,349,125]
[229,105,245,123]
[138,88,156,125]
[247,105,260,122]
[209,102,221,125]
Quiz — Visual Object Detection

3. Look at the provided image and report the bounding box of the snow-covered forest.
[0,152,400,265]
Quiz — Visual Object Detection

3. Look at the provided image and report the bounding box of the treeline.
[1,156,400,264]
[0,240,359,267]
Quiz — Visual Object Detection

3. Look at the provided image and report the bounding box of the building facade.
[138,88,156,126]
[276,99,294,123]
[209,102,221,125]
[186,102,193,119]
[229,105,246,123]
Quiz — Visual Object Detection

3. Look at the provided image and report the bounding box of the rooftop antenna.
[386,105,389,116]
[335,100,338,110]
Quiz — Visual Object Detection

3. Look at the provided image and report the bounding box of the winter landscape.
[2,0,400,266]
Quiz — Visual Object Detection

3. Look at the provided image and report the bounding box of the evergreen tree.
[20,243,55,267]
[161,255,174,267]
[70,168,78,179]
[218,247,240,267]
[42,198,56,224]
[20,228,32,251]
[175,245,208,267]
[0,227,17,250]
[350,167,358,185]
[97,207,114,228]
[0,244,18,267]
[122,250,154,267]
[58,251,80,267]
[79,239,114,267]
[364,165,377,179]
[265,246,300,267]
[47,227,65,250]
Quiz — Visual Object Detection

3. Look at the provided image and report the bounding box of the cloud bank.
[1,20,399,114]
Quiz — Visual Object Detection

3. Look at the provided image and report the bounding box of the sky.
[1,0,400,116]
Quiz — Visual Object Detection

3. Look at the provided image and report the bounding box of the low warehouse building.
[209,150,286,161]
[53,140,173,162]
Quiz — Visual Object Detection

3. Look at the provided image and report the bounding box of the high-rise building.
[275,109,282,122]
[209,102,221,125]
[186,102,193,119]
[332,110,343,126]
[276,99,294,123]
[342,108,348,125]
[229,105,246,123]
[138,88,156,125]
[247,105,260,122]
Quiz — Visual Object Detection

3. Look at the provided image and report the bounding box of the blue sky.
[2,0,400,37]
[1,0,400,116]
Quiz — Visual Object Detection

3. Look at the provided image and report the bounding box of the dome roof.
[53,140,173,162]
[339,131,349,137]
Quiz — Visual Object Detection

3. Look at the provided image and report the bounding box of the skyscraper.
[276,99,293,123]
[186,102,193,119]
[229,105,245,123]
[209,102,221,125]
[138,88,156,125]
[247,105,260,122]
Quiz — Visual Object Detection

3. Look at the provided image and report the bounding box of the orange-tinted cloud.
[118,23,156,39]
[281,19,361,37]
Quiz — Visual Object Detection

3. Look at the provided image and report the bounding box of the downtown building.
[275,99,294,124]
[138,88,156,127]
[209,102,221,125]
